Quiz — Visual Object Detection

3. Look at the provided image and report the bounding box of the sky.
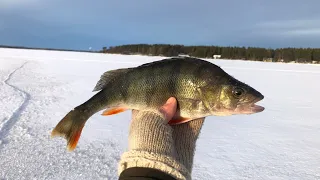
[1,0,320,50]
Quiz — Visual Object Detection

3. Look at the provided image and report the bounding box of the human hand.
[118,97,205,180]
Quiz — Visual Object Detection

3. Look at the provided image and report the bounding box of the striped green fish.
[51,57,264,151]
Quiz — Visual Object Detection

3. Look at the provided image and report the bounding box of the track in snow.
[0,62,30,146]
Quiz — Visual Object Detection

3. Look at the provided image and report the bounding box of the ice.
[0,48,319,180]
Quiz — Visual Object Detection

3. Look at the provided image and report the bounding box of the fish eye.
[232,87,245,98]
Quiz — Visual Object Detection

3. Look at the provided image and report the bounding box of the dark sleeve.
[119,167,177,180]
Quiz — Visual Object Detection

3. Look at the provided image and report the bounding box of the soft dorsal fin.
[93,68,132,91]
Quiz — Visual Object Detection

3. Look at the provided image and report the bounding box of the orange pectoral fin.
[101,107,127,116]
[168,117,192,125]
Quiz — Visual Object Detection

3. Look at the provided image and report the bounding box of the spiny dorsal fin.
[93,68,132,91]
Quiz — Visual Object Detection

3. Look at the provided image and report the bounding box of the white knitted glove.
[118,97,205,180]
[172,118,205,172]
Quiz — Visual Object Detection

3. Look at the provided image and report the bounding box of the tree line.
[102,44,320,63]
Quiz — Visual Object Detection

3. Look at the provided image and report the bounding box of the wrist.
[118,150,190,180]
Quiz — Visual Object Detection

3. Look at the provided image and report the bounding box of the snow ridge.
[0,62,30,146]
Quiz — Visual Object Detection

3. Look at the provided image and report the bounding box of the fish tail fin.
[51,108,89,151]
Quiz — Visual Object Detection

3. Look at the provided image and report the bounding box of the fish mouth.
[249,97,265,113]
[248,103,265,113]
[235,97,265,114]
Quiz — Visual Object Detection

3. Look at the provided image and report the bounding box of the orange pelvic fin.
[101,107,127,116]
[168,117,192,125]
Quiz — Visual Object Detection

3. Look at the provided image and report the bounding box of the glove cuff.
[118,150,191,180]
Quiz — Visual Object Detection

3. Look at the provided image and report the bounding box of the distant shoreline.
[0,45,99,53]
[103,44,320,65]
[1,44,320,65]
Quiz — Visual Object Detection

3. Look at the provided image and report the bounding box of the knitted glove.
[172,118,205,172]
[118,97,205,180]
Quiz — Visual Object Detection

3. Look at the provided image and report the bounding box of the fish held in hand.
[51,57,265,151]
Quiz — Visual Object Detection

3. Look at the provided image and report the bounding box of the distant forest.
[102,44,320,64]
[2,44,320,64]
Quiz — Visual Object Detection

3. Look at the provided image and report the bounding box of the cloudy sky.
[1,0,320,50]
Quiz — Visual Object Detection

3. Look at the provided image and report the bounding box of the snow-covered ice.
[0,48,319,180]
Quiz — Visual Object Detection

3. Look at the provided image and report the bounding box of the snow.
[0,47,319,180]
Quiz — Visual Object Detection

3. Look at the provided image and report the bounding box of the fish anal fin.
[168,117,192,125]
[101,107,127,116]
